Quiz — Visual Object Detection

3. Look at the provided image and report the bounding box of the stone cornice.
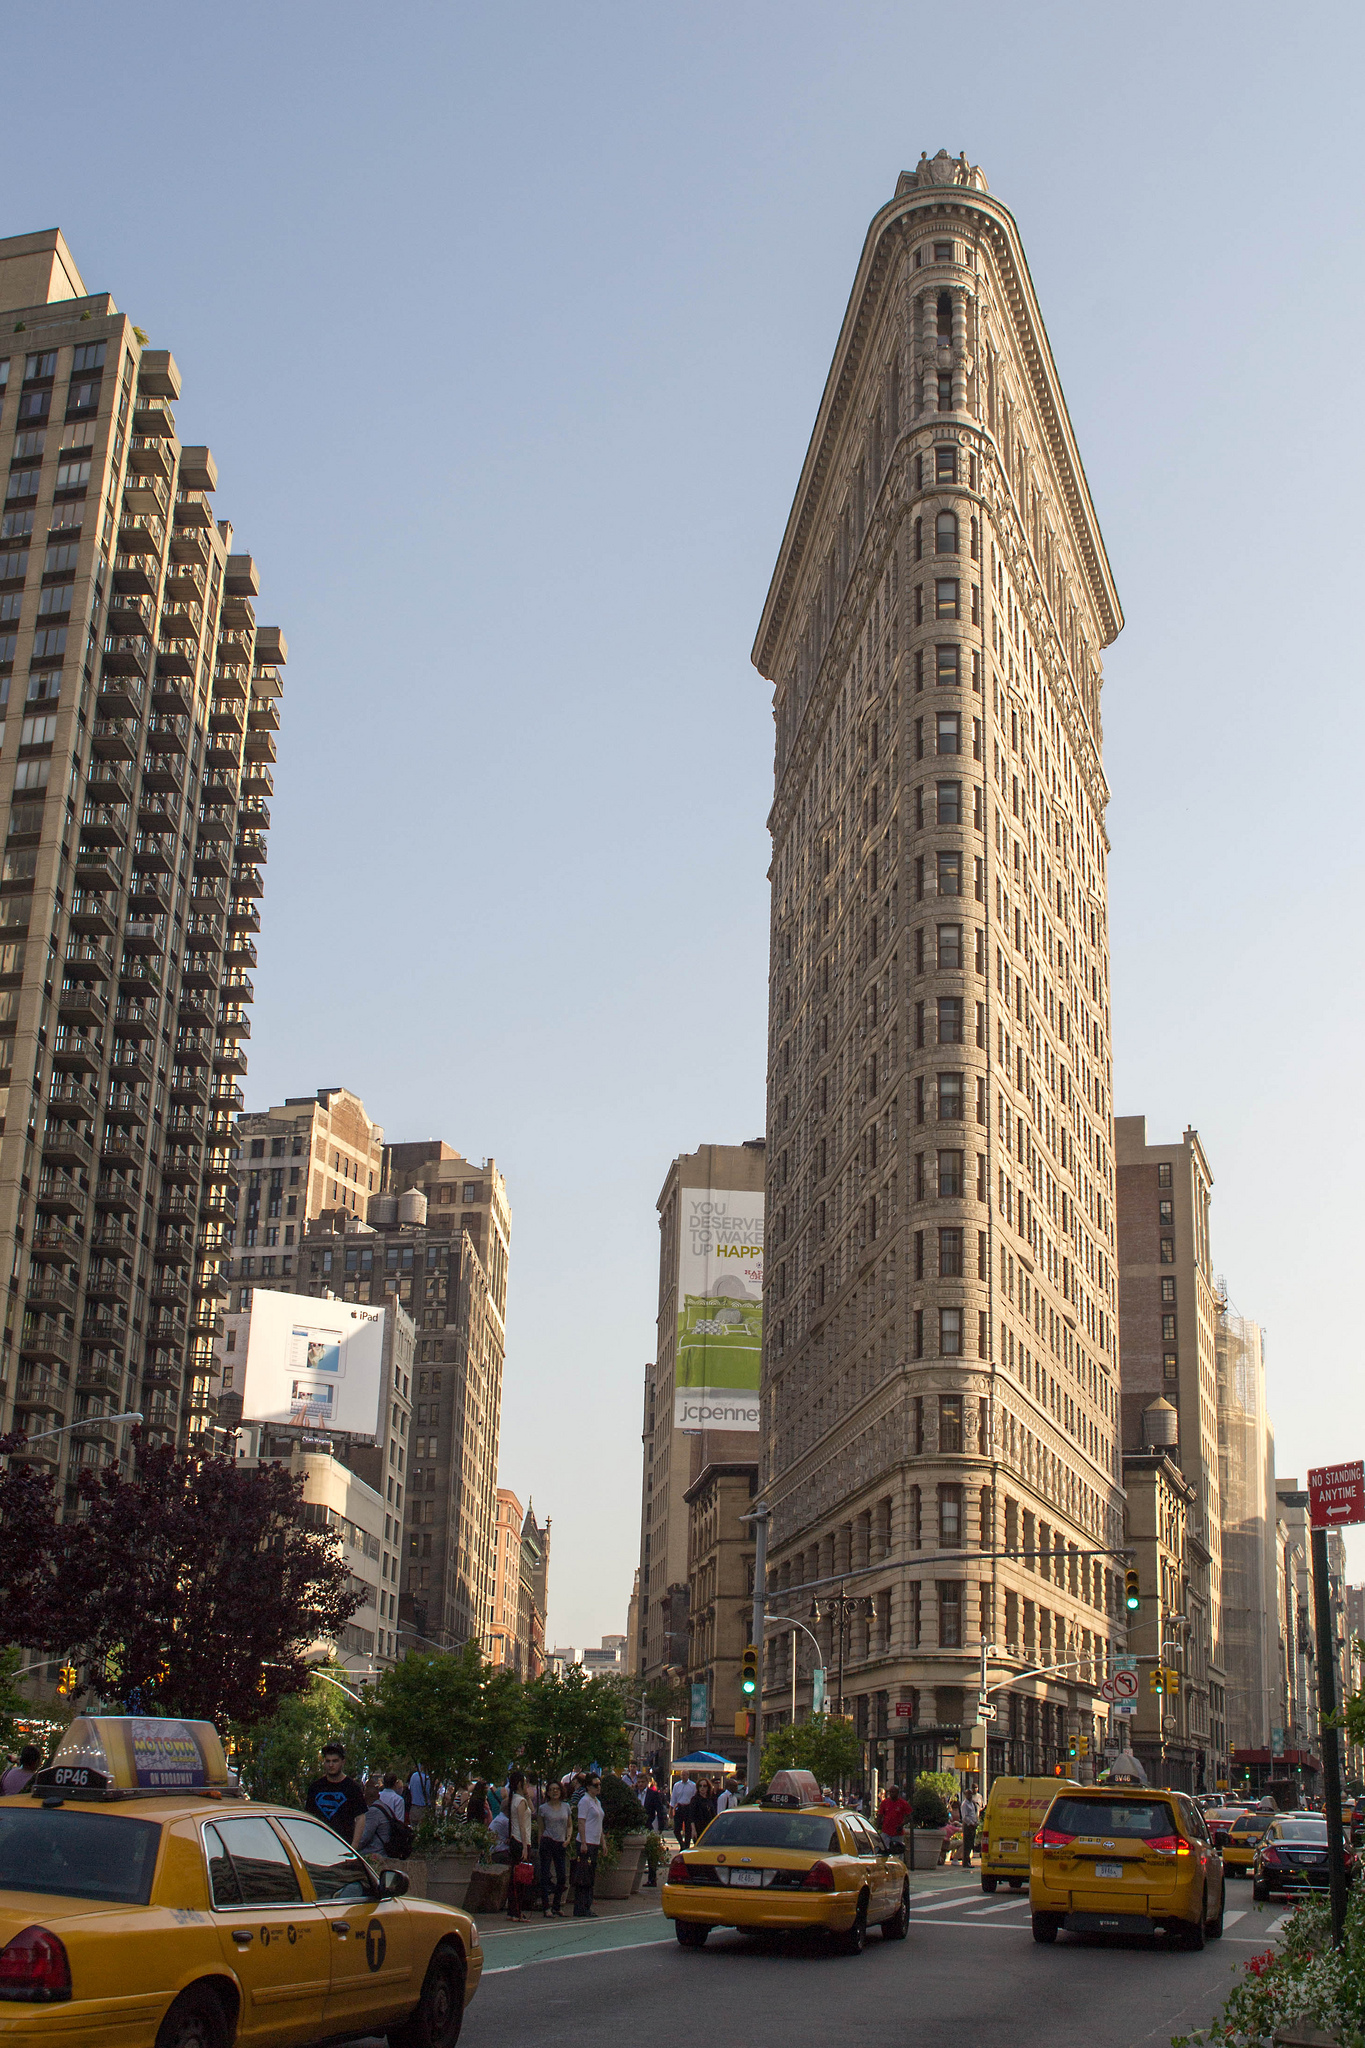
[752,183,1122,684]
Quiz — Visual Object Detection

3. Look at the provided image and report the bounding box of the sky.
[6,0,1365,1646]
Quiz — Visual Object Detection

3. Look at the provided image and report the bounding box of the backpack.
[386,1813,415,1859]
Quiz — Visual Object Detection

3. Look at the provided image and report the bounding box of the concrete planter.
[595,1833,649,1899]
[418,1854,481,1906]
[910,1829,948,1870]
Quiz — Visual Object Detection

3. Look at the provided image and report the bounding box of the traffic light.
[741,1644,758,1696]
[55,1665,76,1698]
[1078,1735,1089,1758]
[1165,1669,1180,1696]
[1149,1669,1165,1695]
[734,1710,754,1739]
[1125,1570,1141,1614]
[1067,1738,1077,1758]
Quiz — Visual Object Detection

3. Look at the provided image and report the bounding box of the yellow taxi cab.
[978,1776,1080,1893]
[1029,1784,1225,1948]
[1222,1808,1276,1875]
[661,1769,909,1955]
[0,1715,481,2047]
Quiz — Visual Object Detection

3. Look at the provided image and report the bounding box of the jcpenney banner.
[673,1187,763,1432]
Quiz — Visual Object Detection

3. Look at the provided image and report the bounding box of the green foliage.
[759,1714,863,1789]
[912,1771,956,1827]
[520,1667,630,1785]
[0,1649,33,1755]
[413,1815,493,1858]
[364,1644,525,1789]
[229,1668,364,1808]
[1173,1888,1365,2048]
[599,1772,647,1844]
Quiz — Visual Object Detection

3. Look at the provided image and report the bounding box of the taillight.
[1147,1835,1189,1857]
[802,1860,836,1890]
[1261,1847,1283,1867]
[1033,1827,1076,1849]
[0,1926,71,2003]
[667,1856,689,1884]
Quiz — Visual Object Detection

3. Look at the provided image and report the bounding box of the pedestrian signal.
[741,1644,758,1695]
[1150,1670,1165,1694]
[1125,1570,1141,1613]
[734,1710,754,1739]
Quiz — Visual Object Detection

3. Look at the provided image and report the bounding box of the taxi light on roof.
[34,1716,229,1797]
[0,1926,71,2003]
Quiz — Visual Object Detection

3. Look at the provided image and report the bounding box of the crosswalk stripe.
[1266,1913,1292,1936]
[971,1900,1030,1915]
[1222,1910,1246,1927]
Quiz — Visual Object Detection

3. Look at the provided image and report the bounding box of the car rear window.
[1235,1814,1274,1836]
[1046,1799,1177,1840]
[1276,1820,1328,1841]
[0,1808,160,1904]
[699,1813,842,1852]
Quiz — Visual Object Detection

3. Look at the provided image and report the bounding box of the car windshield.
[698,1812,841,1853]
[1235,1815,1274,1836]
[1046,1799,1177,1840]
[0,1808,160,1903]
[1275,1821,1328,1841]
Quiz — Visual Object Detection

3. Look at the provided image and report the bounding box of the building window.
[939,1227,962,1277]
[937,923,962,970]
[939,1484,962,1544]
[936,643,960,688]
[1163,1353,1179,1382]
[935,578,959,620]
[935,446,957,483]
[936,711,961,755]
[940,1309,963,1358]
[937,371,953,412]
[937,998,963,1045]
[937,1149,963,1197]
[939,1394,963,1450]
[1159,1239,1175,1264]
[934,241,953,263]
[935,510,959,555]
[938,1073,964,1119]
[1158,1162,1172,1188]
[936,780,961,824]
[912,1310,923,1359]
[1161,1278,1176,1303]
[1162,1314,1176,1340]
[462,1181,478,1201]
[937,851,962,895]
[938,1582,961,1648]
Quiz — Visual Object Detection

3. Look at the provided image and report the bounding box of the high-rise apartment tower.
[0,231,283,1489]
[752,154,1125,1778]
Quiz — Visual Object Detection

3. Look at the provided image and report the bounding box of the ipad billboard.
[238,1289,385,1440]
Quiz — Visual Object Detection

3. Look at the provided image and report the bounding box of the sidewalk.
[471,1892,670,1973]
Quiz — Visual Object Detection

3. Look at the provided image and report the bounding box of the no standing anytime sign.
[1308,1461,1365,1529]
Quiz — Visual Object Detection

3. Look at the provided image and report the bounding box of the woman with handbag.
[506,1768,534,1920]
[536,1781,571,1916]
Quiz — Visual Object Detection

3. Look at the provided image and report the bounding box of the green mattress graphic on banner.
[673,1186,763,1432]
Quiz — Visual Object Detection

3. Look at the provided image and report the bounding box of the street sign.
[1114,1701,1137,1717]
[1309,1461,1365,1529]
[1099,1677,1117,1702]
[1112,1669,1139,1700]
[812,1667,826,1714]
[1113,1655,1137,1671]
[894,1701,914,1718]
[979,1704,997,1721]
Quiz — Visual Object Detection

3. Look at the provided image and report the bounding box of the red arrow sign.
[1308,1461,1365,1529]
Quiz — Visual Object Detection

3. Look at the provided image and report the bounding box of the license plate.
[729,1868,763,1886]
[1095,1862,1123,1880]
[1000,1840,1018,1852]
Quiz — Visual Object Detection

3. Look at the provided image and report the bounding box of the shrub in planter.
[599,1775,648,1844]
[1173,1889,1365,2048]
[911,1777,951,1829]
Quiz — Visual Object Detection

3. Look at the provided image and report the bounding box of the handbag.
[570,1853,593,1888]
[514,1859,536,1889]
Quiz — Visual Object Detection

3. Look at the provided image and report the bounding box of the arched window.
[935,510,959,555]
[937,291,953,343]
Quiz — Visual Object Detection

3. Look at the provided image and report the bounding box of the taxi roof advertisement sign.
[1308,1460,1365,1529]
[239,1287,385,1440]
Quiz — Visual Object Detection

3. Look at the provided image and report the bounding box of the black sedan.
[1252,1816,1358,1901]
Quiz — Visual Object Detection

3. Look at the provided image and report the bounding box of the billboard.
[238,1287,385,1440]
[673,1186,762,1432]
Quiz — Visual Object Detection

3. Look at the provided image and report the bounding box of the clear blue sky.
[8,1,1364,1646]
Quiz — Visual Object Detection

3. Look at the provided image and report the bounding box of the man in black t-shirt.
[304,1742,369,1848]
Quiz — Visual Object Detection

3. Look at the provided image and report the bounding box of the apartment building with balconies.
[0,229,284,1491]
[751,152,1126,1785]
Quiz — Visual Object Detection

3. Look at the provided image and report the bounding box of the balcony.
[75,1355,124,1396]
[10,1436,60,1466]
[208,700,244,738]
[124,473,169,521]
[89,1219,135,1254]
[212,1041,247,1077]
[193,842,229,881]
[91,718,140,764]
[94,1178,139,1214]
[121,919,162,957]
[99,1127,145,1173]
[131,833,173,875]
[112,1001,157,1039]
[73,851,122,894]
[159,1193,197,1226]
[140,752,184,794]
[118,956,161,1001]
[213,668,248,706]
[106,595,155,638]
[14,1367,65,1419]
[151,674,194,718]
[26,1273,78,1319]
[169,1068,209,1105]
[190,1304,223,1341]
[240,762,273,796]
[154,1229,193,1268]
[235,829,268,864]
[155,641,196,680]
[42,1126,93,1175]
[223,934,257,968]
[164,1108,204,1144]
[248,696,280,731]
[117,516,165,558]
[81,1310,128,1348]
[52,1030,101,1074]
[164,564,205,605]
[160,1149,201,1186]
[70,892,117,938]
[146,711,189,751]
[219,971,253,1002]
[243,729,276,767]
[46,1078,98,1122]
[198,1183,233,1222]
[58,984,109,1029]
[210,1081,244,1114]
[113,554,158,596]
[148,1313,187,1347]
[136,792,181,831]
[132,401,175,440]
[64,941,113,982]
[231,866,264,899]
[226,899,260,935]
[216,1008,251,1040]
[83,1265,131,1308]
[79,804,130,850]
[150,1273,190,1312]
[20,1320,72,1367]
[174,490,215,531]
[129,874,172,918]
[102,634,152,679]
[108,1042,155,1086]
[180,950,218,990]
[175,1030,212,1068]
[177,989,215,1030]
[239,795,270,830]
[35,1171,83,1215]
[96,673,145,720]
[85,757,135,805]
[28,1222,80,1265]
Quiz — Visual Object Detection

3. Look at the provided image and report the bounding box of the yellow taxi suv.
[662,1774,909,1956]
[0,1715,481,2047]
[1029,1786,1225,1949]
[978,1776,1079,1894]
[1222,1809,1276,1875]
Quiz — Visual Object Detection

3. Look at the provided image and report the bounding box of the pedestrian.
[691,1776,718,1838]
[643,1774,668,1834]
[358,1780,404,1867]
[408,1766,433,1826]
[0,1745,40,1797]
[506,1769,534,1920]
[573,1772,605,1917]
[465,1780,492,1828]
[671,1770,696,1847]
[537,1779,572,1916]
[716,1778,737,1813]
[876,1785,911,1846]
[959,1789,979,1866]
[304,1743,370,1849]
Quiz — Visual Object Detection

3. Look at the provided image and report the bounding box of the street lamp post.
[18,1411,143,1448]
[762,1614,826,1727]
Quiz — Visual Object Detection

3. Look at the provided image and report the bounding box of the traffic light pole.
[746,1502,770,1793]
[1310,1526,1348,1949]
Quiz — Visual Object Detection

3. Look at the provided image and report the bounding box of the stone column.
[952,291,969,412]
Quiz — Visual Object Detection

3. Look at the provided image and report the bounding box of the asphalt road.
[350,1873,1294,2048]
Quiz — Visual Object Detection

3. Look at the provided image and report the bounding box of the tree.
[54,1442,359,1723]
[759,1714,863,1789]
[521,1667,631,1785]
[364,1644,525,1791]
[0,1433,63,1646]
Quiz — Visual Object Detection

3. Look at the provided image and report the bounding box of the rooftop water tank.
[1142,1396,1178,1447]
[398,1186,428,1226]
[369,1193,398,1226]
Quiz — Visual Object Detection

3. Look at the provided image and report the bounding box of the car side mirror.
[378,1868,410,1898]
